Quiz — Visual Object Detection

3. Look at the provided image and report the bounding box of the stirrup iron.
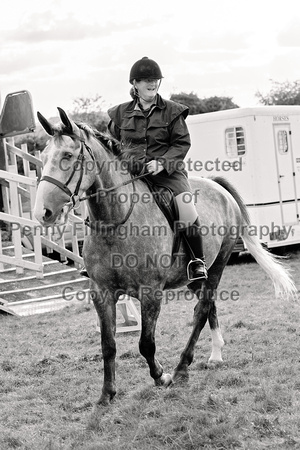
[187,258,208,281]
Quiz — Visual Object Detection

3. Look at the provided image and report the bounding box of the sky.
[1,0,300,119]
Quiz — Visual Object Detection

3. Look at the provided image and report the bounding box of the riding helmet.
[129,57,163,84]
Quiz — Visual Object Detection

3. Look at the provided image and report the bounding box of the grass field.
[1,247,300,450]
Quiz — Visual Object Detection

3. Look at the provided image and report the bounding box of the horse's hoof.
[96,398,110,407]
[172,371,189,384]
[207,359,223,368]
[155,373,173,387]
[96,391,116,407]
[162,373,173,387]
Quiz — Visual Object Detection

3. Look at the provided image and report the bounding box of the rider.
[106,57,207,281]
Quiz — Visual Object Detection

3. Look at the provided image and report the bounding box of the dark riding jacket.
[107,94,190,176]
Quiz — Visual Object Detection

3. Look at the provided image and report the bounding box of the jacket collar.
[125,94,166,116]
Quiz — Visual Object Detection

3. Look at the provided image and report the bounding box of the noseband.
[39,132,95,208]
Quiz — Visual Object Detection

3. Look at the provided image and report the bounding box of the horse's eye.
[63,152,73,160]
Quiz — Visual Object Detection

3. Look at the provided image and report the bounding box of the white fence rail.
[0,138,85,277]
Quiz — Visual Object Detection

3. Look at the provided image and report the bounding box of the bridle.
[39,132,95,209]
[39,131,149,227]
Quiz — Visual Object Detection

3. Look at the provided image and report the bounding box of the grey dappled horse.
[34,108,296,406]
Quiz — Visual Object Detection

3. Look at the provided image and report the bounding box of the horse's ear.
[37,112,55,136]
[57,107,76,134]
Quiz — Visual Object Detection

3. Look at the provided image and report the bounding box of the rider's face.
[134,78,160,101]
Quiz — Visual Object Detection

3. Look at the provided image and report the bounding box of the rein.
[39,131,150,227]
[79,169,149,202]
[82,169,150,230]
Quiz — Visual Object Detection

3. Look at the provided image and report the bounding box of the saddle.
[120,150,179,229]
[143,178,177,228]
[120,151,180,231]
[143,177,182,259]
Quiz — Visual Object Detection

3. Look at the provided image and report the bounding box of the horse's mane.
[52,120,122,157]
[94,130,122,157]
[74,122,142,174]
[54,120,141,174]
[75,122,122,157]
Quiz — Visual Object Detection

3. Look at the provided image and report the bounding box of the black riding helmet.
[129,57,163,84]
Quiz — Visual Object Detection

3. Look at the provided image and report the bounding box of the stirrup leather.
[187,258,208,281]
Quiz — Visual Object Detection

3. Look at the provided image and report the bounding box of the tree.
[255,80,300,105]
[14,124,50,153]
[170,92,239,114]
[203,96,239,112]
[70,94,109,132]
[170,92,207,114]
[14,94,110,157]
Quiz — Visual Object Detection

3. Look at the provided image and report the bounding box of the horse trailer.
[185,106,300,251]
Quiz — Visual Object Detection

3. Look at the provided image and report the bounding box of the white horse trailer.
[186,106,300,251]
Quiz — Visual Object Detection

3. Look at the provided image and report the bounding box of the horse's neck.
[87,146,132,223]
[85,142,169,231]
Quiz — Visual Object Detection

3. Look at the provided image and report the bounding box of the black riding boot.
[183,218,208,281]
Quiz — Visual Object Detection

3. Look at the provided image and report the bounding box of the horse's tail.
[212,176,298,299]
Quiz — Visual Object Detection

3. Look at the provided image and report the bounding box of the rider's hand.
[146,160,164,175]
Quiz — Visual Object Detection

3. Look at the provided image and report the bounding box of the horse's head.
[34,107,96,226]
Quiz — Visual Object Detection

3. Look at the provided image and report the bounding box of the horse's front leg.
[92,287,117,406]
[139,289,172,387]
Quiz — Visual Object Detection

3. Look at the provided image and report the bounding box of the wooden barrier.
[0,138,86,272]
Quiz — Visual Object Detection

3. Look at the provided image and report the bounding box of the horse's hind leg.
[206,250,232,364]
[139,291,172,387]
[171,281,213,384]
[208,300,224,363]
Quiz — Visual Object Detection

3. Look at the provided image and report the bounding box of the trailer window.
[225,127,246,157]
[277,130,288,154]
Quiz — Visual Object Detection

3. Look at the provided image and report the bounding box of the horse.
[33,107,297,406]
